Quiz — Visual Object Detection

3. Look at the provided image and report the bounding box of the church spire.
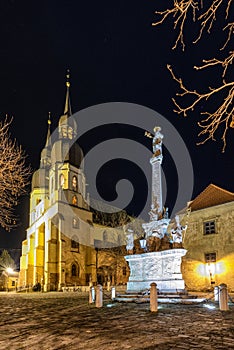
[45,112,52,148]
[58,69,77,139]
[40,113,52,168]
[64,69,72,116]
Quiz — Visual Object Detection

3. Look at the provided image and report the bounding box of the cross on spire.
[64,69,72,116]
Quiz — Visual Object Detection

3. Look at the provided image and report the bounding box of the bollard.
[96,284,103,308]
[111,287,116,300]
[150,282,158,312]
[214,286,219,302]
[219,283,229,311]
[89,286,95,304]
[91,286,95,302]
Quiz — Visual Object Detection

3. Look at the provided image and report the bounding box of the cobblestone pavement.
[0,292,233,350]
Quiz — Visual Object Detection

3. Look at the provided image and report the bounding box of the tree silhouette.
[0,117,31,230]
[0,249,16,272]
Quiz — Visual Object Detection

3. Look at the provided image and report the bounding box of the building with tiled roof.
[181,184,234,292]
[189,184,234,211]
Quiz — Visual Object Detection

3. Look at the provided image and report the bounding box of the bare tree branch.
[153,0,234,150]
[153,0,233,49]
[152,0,199,50]
[221,22,234,49]
[0,117,31,230]
[168,64,234,151]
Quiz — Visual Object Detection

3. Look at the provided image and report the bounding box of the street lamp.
[6,267,13,274]
[139,237,147,252]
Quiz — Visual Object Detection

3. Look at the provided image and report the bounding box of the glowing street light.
[6,267,14,274]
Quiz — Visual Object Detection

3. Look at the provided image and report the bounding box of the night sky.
[0,0,233,256]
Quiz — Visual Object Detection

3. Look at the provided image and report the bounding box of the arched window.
[72,175,78,191]
[59,173,65,188]
[72,195,78,206]
[71,263,79,277]
[71,235,79,251]
[71,264,77,276]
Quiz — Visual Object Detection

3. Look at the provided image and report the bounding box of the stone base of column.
[125,249,187,293]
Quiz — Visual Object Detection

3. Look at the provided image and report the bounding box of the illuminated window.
[205,252,216,263]
[72,195,78,206]
[72,175,78,191]
[204,221,216,235]
[59,174,65,187]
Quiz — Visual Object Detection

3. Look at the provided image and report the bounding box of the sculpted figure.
[125,227,134,252]
[152,126,163,158]
[171,215,187,244]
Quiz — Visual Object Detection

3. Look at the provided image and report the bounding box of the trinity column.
[125,126,187,293]
[150,126,163,216]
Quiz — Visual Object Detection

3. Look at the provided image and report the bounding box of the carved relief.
[129,261,142,279]
[144,258,162,279]
[163,257,174,277]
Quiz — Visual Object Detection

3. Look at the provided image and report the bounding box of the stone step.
[116,293,192,299]
[115,291,205,304]
[114,296,207,304]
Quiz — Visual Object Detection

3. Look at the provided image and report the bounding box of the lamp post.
[206,263,215,285]
[139,237,147,252]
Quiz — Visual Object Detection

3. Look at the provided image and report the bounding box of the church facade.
[19,75,128,291]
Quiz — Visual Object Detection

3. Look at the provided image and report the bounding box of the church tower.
[19,72,95,291]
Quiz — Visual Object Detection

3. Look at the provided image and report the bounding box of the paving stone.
[0,292,233,349]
